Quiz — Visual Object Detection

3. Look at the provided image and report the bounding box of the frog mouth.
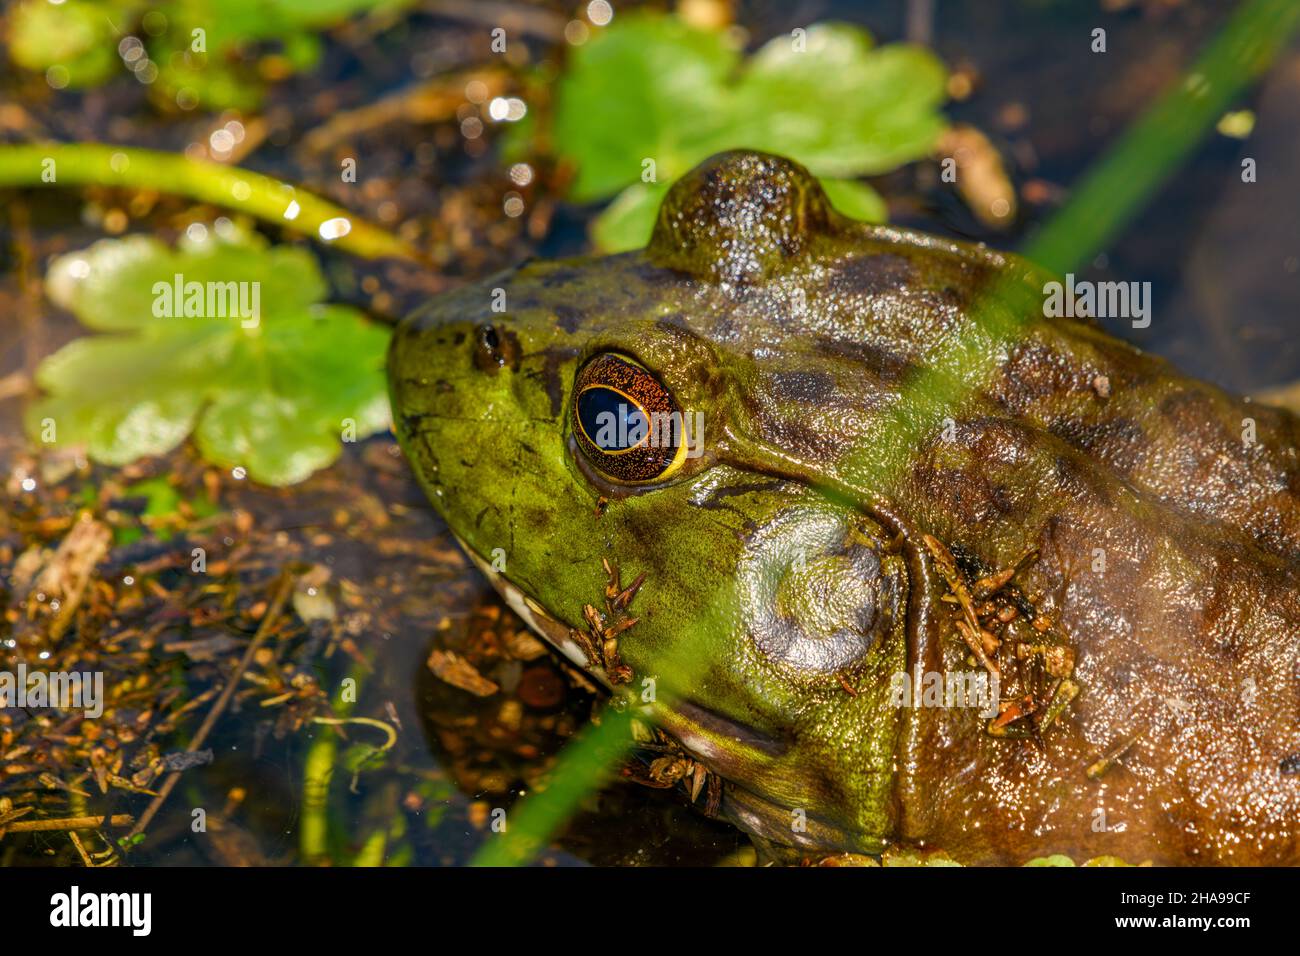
[452,532,791,765]
[450,532,878,854]
[452,533,611,686]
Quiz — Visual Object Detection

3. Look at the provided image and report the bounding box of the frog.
[388,150,1300,865]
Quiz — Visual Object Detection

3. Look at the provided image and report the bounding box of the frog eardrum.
[571,352,688,484]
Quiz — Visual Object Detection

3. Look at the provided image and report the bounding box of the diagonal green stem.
[1025,0,1300,273]
[0,143,422,261]
[470,705,634,867]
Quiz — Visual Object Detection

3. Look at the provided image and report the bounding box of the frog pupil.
[570,352,689,485]
[577,386,648,451]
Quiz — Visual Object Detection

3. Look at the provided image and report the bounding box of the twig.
[0,370,31,401]
[125,572,297,842]
[68,831,95,867]
[302,67,509,154]
[425,0,566,41]
[2,813,134,832]
[905,0,934,47]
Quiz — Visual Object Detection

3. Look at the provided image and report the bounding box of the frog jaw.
[455,530,791,764]
[460,529,856,854]
[455,522,904,860]
[455,533,614,689]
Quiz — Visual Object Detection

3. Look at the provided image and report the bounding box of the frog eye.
[572,353,688,484]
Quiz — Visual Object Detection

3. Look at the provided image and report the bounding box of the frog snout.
[387,313,469,424]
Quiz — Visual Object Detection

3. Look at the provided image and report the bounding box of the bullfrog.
[388,150,1300,865]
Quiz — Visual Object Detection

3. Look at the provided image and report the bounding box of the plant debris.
[568,558,641,686]
[922,534,1080,744]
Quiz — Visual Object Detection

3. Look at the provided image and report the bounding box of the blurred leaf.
[125,477,182,542]
[6,0,411,110]
[735,26,948,175]
[818,178,889,223]
[27,229,391,485]
[7,0,132,88]
[553,14,741,203]
[44,234,327,332]
[546,14,948,251]
[130,478,181,518]
[588,181,671,254]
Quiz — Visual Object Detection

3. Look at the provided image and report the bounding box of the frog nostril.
[472,322,520,373]
[473,323,502,371]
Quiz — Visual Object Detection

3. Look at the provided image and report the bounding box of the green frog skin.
[388,150,1300,865]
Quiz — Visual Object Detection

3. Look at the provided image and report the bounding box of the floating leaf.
[734,26,948,175]
[6,0,411,109]
[539,14,948,251]
[588,182,671,257]
[27,229,390,486]
[7,0,129,88]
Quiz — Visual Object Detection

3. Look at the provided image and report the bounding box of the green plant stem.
[1025,0,1300,274]
[0,143,421,261]
[469,705,633,867]
[353,827,388,867]
[300,726,337,864]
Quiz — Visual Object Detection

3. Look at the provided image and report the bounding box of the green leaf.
[735,25,949,175]
[553,13,949,243]
[818,178,888,223]
[555,13,741,202]
[27,229,391,486]
[31,330,215,464]
[590,181,671,253]
[7,0,132,87]
[123,477,183,541]
[6,0,412,110]
[45,233,327,332]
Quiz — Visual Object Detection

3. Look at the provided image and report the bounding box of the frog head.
[388,151,1006,854]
